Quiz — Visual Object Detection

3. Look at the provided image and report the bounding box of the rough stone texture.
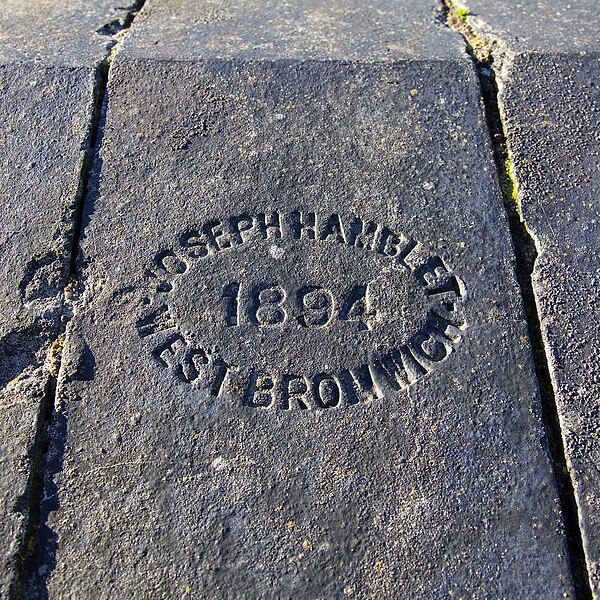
[452,0,598,53]
[0,1,143,596]
[0,370,46,596]
[35,1,575,597]
[501,52,600,595]
[453,1,600,593]
[0,0,140,67]
[126,0,458,61]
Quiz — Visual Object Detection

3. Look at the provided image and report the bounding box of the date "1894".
[222,282,376,330]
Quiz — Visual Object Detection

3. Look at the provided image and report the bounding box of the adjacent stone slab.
[0,1,143,595]
[451,1,600,593]
[501,52,600,595]
[452,0,598,53]
[0,0,139,66]
[0,370,46,596]
[36,1,575,596]
[124,0,459,61]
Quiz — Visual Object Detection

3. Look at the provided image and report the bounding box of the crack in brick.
[11,3,148,598]
[441,2,593,598]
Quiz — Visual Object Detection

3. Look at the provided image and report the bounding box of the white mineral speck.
[212,457,227,471]
[270,245,285,259]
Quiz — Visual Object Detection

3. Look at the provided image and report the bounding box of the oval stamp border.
[136,210,468,410]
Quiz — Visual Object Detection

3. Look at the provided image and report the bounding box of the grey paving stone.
[450,1,600,593]
[124,0,459,61]
[37,1,575,597]
[450,0,598,53]
[0,1,143,596]
[0,370,46,596]
[0,0,140,67]
[502,52,600,596]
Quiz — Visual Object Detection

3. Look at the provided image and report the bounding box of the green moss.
[446,1,493,62]
[499,156,521,217]
[47,335,65,377]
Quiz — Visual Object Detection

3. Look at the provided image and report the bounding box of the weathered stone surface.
[450,1,600,593]
[0,370,46,596]
[0,1,143,596]
[34,1,576,596]
[124,0,458,61]
[0,0,140,66]
[450,0,598,53]
[499,54,600,595]
[501,54,600,595]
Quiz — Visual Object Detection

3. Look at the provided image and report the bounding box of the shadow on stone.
[24,405,68,600]
[0,325,54,388]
